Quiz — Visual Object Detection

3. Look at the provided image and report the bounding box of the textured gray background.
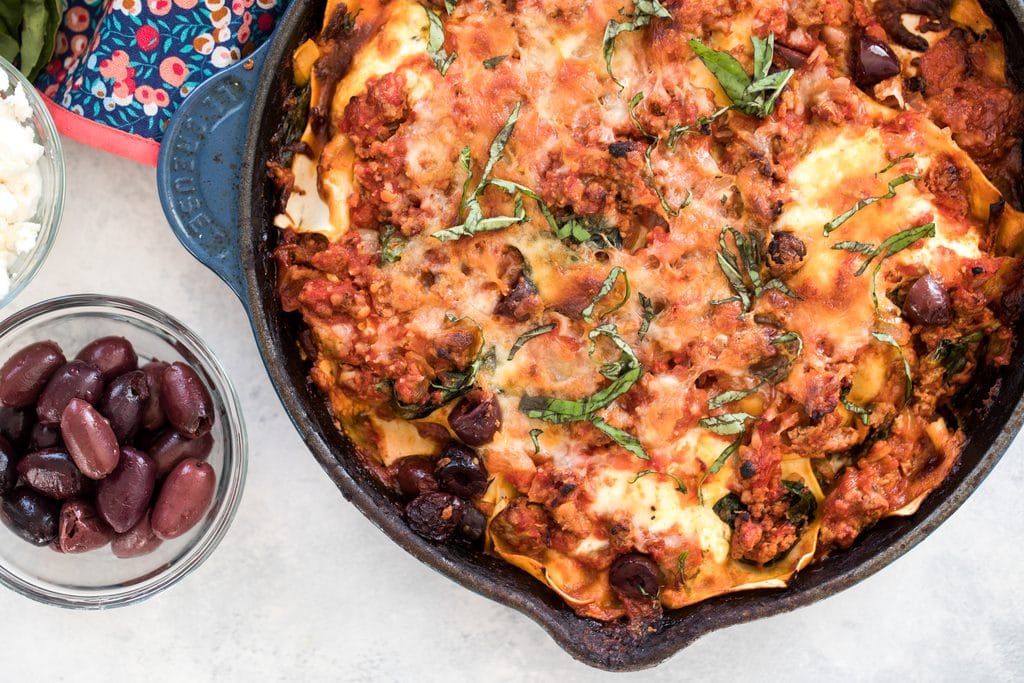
[1,140,1021,681]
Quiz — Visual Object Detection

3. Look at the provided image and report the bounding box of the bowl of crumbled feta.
[0,56,64,309]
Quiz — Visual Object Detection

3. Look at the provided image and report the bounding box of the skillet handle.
[156,43,271,304]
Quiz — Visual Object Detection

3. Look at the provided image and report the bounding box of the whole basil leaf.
[0,33,17,62]
[0,0,63,79]
[18,0,47,78]
[689,38,751,104]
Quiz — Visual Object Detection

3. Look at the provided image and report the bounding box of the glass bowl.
[0,295,246,607]
[0,55,65,310]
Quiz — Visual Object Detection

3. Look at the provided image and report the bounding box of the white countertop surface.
[2,139,1022,681]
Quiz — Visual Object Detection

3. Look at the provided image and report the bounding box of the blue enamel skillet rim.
[157,0,1024,669]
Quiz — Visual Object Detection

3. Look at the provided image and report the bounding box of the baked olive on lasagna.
[272,0,1024,623]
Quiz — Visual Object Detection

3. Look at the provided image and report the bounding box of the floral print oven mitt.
[33,0,287,164]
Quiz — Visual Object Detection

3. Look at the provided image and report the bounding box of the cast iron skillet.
[156,0,1024,669]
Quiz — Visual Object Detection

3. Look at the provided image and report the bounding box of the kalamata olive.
[98,371,149,444]
[435,442,489,499]
[0,341,66,407]
[1,487,60,545]
[459,504,487,542]
[160,363,214,438]
[609,552,662,601]
[151,458,216,540]
[767,231,807,276]
[36,361,104,425]
[150,430,214,477]
[405,491,464,542]
[141,361,168,431]
[447,389,502,446]
[0,436,18,495]
[111,512,163,558]
[61,398,120,479]
[58,499,113,553]
[903,274,952,325]
[28,422,62,450]
[75,336,138,381]
[774,43,809,69]
[0,406,31,448]
[494,275,541,322]
[96,448,158,533]
[17,449,89,499]
[853,34,901,88]
[392,456,438,499]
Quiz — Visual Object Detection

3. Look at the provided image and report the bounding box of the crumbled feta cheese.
[0,74,44,298]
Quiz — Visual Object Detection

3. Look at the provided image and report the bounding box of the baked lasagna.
[272,0,1024,623]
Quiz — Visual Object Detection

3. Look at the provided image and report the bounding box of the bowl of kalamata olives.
[0,294,246,607]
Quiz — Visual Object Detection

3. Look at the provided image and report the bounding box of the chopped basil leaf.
[483,54,507,69]
[518,325,647,459]
[456,145,473,217]
[602,0,671,88]
[677,550,691,590]
[830,240,876,256]
[436,103,538,240]
[508,323,556,361]
[772,330,803,356]
[876,152,915,176]
[710,225,800,313]
[638,292,656,340]
[762,277,801,299]
[520,326,641,422]
[698,412,756,436]
[378,224,406,265]
[627,91,651,136]
[439,113,580,242]
[628,92,685,216]
[592,416,650,460]
[644,142,680,217]
[679,188,694,209]
[522,341,635,419]
[570,216,624,249]
[582,266,631,323]
[629,468,688,494]
[424,7,456,75]
[823,173,918,236]
[873,221,937,261]
[933,331,984,381]
[529,428,543,453]
[689,34,793,118]
[698,435,742,504]
[557,216,595,243]
[840,385,871,425]
[481,101,521,183]
[600,357,630,380]
[433,193,527,241]
[666,105,732,150]
[707,387,758,410]
[712,227,754,311]
[871,331,913,400]
[487,178,560,232]
[833,222,936,311]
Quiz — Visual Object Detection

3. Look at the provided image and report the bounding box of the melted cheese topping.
[275,0,1023,621]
